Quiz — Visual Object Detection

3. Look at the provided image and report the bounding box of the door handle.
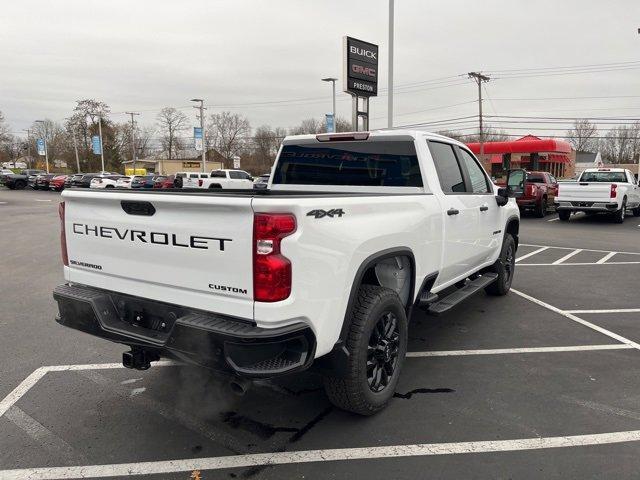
[480,205,489,212]
[447,208,460,216]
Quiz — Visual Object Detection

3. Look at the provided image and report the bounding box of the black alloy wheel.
[367,312,400,393]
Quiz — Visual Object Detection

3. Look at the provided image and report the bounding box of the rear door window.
[272,140,422,187]
[457,148,490,193]
[427,141,465,193]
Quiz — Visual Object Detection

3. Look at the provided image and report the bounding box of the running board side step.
[426,273,498,316]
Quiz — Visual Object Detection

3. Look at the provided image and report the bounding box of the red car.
[516,171,558,217]
[49,175,68,192]
[152,175,174,189]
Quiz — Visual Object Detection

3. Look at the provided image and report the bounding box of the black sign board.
[343,36,378,97]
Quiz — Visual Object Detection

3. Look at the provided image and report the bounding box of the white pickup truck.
[197,169,254,189]
[53,130,522,415]
[555,167,640,222]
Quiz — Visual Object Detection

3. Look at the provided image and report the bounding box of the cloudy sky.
[1,0,639,137]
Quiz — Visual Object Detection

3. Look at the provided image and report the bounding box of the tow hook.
[123,348,159,370]
[228,377,252,396]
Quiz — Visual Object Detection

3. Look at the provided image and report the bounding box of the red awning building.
[466,135,575,179]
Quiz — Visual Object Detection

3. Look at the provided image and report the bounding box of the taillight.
[610,184,617,198]
[526,184,536,196]
[198,179,203,187]
[253,213,296,302]
[59,202,68,266]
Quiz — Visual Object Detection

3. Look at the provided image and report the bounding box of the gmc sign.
[343,36,378,97]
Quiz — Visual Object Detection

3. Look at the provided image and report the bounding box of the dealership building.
[467,135,576,179]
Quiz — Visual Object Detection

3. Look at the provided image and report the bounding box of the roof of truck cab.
[583,167,626,172]
[282,129,467,147]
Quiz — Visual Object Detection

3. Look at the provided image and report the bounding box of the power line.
[487,60,640,74]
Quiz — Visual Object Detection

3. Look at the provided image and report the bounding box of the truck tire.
[14,180,26,190]
[485,234,516,296]
[323,285,408,416]
[613,198,627,223]
[558,210,571,221]
[534,196,547,218]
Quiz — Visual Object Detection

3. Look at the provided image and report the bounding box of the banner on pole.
[233,156,241,169]
[36,138,46,156]
[194,127,203,151]
[91,135,102,155]
[325,113,335,133]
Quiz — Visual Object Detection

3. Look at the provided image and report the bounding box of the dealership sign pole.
[343,36,378,131]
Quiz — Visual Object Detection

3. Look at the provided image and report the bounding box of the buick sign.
[343,36,378,97]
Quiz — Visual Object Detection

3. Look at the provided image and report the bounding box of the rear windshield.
[272,141,422,187]
[527,174,545,183]
[580,171,627,183]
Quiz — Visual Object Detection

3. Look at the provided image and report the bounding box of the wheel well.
[506,218,519,249]
[360,255,413,308]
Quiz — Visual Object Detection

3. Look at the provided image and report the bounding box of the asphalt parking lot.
[2,187,640,479]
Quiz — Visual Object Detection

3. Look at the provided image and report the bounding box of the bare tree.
[0,111,16,163]
[599,122,640,164]
[136,126,156,159]
[566,119,597,152]
[289,118,323,135]
[460,128,510,143]
[207,111,251,167]
[156,107,188,160]
[67,99,111,155]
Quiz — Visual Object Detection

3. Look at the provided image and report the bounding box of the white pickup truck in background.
[198,169,254,189]
[53,130,522,415]
[555,168,640,222]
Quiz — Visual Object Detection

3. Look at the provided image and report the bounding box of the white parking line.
[4,430,640,479]
[597,252,617,264]
[565,308,640,314]
[520,243,640,256]
[515,246,548,262]
[511,289,640,350]
[552,249,583,265]
[34,199,52,202]
[547,217,559,222]
[406,344,632,357]
[517,261,640,267]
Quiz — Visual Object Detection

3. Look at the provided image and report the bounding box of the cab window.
[428,141,465,193]
[458,148,490,193]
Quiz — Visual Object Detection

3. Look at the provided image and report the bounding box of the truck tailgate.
[62,190,254,319]
[558,183,612,202]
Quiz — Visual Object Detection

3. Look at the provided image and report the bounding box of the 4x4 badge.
[306,208,345,219]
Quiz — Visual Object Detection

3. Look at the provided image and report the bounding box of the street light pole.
[35,120,49,173]
[191,99,207,172]
[388,0,394,128]
[22,129,31,168]
[126,112,140,174]
[97,116,105,172]
[64,118,81,173]
[321,77,338,132]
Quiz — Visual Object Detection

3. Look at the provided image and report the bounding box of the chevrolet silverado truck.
[197,169,254,189]
[53,130,522,415]
[555,168,640,222]
[516,171,558,218]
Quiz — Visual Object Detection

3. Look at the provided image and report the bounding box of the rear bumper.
[555,200,619,212]
[53,283,316,378]
[516,197,538,208]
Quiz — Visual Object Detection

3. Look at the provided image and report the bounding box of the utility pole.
[468,72,490,157]
[191,99,207,172]
[22,129,31,168]
[388,0,395,128]
[64,118,81,173]
[126,112,140,174]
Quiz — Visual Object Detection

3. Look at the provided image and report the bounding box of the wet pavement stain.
[394,387,455,399]
[220,412,298,440]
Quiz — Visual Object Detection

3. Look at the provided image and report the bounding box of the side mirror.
[506,169,525,198]
[496,188,509,206]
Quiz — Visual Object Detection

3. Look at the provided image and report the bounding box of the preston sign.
[343,36,378,97]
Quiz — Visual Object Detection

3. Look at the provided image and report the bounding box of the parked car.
[515,171,558,217]
[54,130,523,415]
[115,175,135,189]
[0,169,46,189]
[198,169,254,189]
[555,167,640,222]
[90,175,126,189]
[72,173,102,188]
[34,173,57,190]
[50,175,68,192]
[176,171,210,188]
[131,175,155,189]
[253,174,270,190]
[65,173,84,189]
[152,175,174,189]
